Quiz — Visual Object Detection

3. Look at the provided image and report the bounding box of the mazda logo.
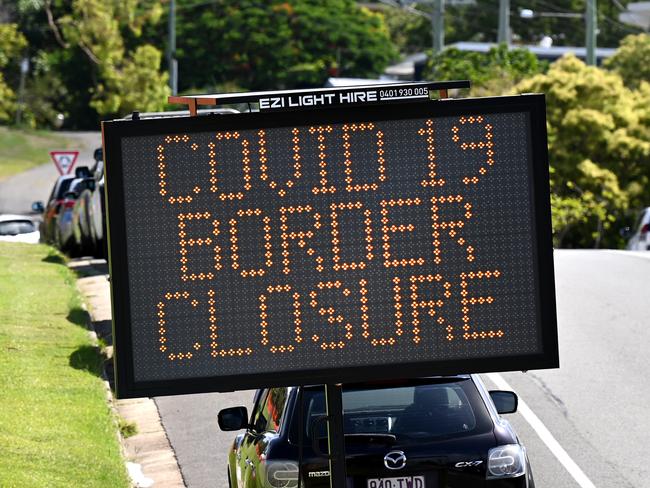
[384,450,407,470]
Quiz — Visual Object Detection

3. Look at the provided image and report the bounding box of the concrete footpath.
[70,258,185,488]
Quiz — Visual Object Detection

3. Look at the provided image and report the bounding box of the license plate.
[367,476,425,488]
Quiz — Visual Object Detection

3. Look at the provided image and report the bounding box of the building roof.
[451,42,617,60]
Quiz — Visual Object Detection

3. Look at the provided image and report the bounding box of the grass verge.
[0,127,74,181]
[0,243,128,488]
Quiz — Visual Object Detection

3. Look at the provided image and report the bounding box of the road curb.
[70,258,186,488]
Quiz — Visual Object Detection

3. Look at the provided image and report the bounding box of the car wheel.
[80,234,93,258]
[64,238,81,258]
[58,231,79,258]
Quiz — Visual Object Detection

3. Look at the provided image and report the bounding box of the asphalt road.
[155,250,650,488]
[0,131,100,215]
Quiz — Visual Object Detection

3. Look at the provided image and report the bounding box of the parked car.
[0,215,40,244]
[219,375,534,487]
[73,149,106,258]
[33,175,75,244]
[32,166,92,244]
[623,207,650,251]
[55,177,96,255]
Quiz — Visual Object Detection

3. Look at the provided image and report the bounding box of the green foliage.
[424,44,544,95]
[0,24,28,67]
[605,33,650,89]
[3,0,168,127]
[118,417,138,439]
[21,51,71,127]
[515,54,650,247]
[0,73,16,123]
[6,0,397,126]
[56,0,170,118]
[0,24,28,123]
[171,0,397,92]
[91,44,170,116]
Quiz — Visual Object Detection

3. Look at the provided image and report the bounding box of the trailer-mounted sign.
[102,89,558,399]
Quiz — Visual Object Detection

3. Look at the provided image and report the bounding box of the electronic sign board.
[102,94,558,399]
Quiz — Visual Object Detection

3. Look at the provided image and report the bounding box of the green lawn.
[0,243,128,488]
[0,127,74,181]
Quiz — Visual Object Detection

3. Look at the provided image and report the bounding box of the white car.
[625,207,650,251]
[0,214,40,244]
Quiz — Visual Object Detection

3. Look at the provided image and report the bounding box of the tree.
[90,45,170,116]
[54,0,169,118]
[605,33,650,89]
[515,54,649,247]
[166,0,397,92]
[7,0,169,127]
[0,24,28,122]
[424,44,544,95]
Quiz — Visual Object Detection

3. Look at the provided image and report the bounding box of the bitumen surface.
[0,131,100,214]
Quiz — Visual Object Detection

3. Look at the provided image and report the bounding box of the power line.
[601,14,644,33]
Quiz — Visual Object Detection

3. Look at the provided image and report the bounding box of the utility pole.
[585,0,597,65]
[432,0,445,53]
[381,0,445,54]
[498,0,511,45]
[168,0,177,95]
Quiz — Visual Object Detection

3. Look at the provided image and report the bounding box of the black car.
[33,174,75,244]
[54,176,96,255]
[219,375,534,487]
[72,150,105,257]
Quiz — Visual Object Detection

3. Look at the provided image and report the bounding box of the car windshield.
[0,220,35,235]
[55,178,74,199]
[69,178,92,194]
[292,378,492,446]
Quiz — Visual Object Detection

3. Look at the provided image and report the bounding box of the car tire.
[64,239,81,258]
[58,230,80,258]
[79,233,94,258]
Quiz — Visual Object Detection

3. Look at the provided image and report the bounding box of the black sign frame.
[103,94,558,399]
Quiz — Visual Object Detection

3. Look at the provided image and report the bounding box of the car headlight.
[486,444,526,479]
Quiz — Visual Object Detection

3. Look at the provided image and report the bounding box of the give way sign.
[50,151,79,175]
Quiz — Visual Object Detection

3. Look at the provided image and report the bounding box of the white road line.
[486,373,597,488]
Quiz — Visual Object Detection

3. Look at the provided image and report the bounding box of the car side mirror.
[619,226,633,238]
[218,406,249,431]
[94,147,103,162]
[489,390,518,414]
[32,201,45,213]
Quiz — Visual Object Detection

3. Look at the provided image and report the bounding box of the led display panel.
[102,94,558,398]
